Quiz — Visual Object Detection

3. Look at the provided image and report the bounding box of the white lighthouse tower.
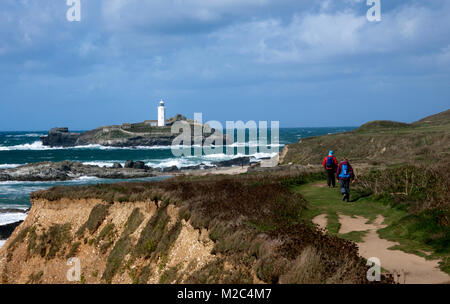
[158,100,166,127]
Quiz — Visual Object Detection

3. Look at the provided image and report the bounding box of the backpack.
[325,156,334,170]
[339,163,351,179]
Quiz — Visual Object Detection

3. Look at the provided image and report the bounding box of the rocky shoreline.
[0,157,257,182]
[0,161,157,181]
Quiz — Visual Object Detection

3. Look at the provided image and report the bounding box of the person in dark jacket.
[336,158,355,202]
[323,150,338,188]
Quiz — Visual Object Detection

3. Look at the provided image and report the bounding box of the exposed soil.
[312,214,328,231]
[334,213,450,284]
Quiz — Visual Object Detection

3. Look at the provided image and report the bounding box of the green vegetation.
[102,237,132,283]
[134,265,152,284]
[134,206,171,258]
[27,271,44,284]
[282,110,450,165]
[296,182,407,231]
[159,265,180,284]
[66,241,81,259]
[295,162,449,273]
[102,208,144,283]
[96,223,117,254]
[77,204,110,236]
[280,110,450,274]
[21,223,73,260]
[355,164,449,272]
[123,208,145,236]
[7,226,31,251]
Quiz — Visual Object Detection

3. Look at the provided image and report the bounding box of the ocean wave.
[0,141,178,151]
[0,204,29,211]
[0,141,49,151]
[0,141,283,151]
[0,212,27,226]
[72,176,102,182]
[0,164,23,169]
[5,133,44,138]
[82,161,117,168]
[143,151,278,169]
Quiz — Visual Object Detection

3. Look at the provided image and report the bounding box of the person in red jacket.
[323,150,338,188]
[336,158,355,202]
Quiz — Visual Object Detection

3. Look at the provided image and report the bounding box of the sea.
[0,127,354,245]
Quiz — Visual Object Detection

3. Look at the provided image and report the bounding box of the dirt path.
[336,213,450,284]
[301,182,449,284]
[312,214,327,231]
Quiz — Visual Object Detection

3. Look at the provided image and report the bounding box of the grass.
[339,231,368,243]
[295,181,449,274]
[281,110,450,166]
[296,182,406,231]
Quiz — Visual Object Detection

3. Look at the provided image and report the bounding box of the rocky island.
[40,115,226,148]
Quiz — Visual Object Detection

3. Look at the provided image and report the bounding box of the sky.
[0,0,449,130]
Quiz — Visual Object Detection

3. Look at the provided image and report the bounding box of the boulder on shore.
[112,163,123,169]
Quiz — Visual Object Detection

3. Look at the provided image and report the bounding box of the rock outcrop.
[0,221,23,240]
[40,128,80,147]
[214,156,253,167]
[40,119,226,148]
[0,157,261,181]
[0,161,157,181]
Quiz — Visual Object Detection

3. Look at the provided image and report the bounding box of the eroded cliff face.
[0,175,379,284]
[0,198,216,284]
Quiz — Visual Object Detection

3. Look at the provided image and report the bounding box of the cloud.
[0,1,449,130]
[210,1,450,65]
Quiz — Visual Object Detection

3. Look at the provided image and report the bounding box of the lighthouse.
[158,100,166,127]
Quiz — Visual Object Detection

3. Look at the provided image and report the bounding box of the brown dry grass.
[29,169,390,284]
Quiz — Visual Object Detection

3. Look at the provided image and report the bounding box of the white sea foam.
[73,176,101,182]
[0,140,283,151]
[6,133,44,138]
[82,161,118,168]
[0,212,27,226]
[0,204,29,211]
[0,141,49,151]
[0,240,5,248]
[0,164,23,169]
[143,151,278,169]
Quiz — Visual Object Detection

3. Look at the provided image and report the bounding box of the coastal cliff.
[0,173,379,284]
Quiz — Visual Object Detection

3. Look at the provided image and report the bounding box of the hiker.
[336,158,355,202]
[322,150,338,188]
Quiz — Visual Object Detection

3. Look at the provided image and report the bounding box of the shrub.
[77,204,110,237]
